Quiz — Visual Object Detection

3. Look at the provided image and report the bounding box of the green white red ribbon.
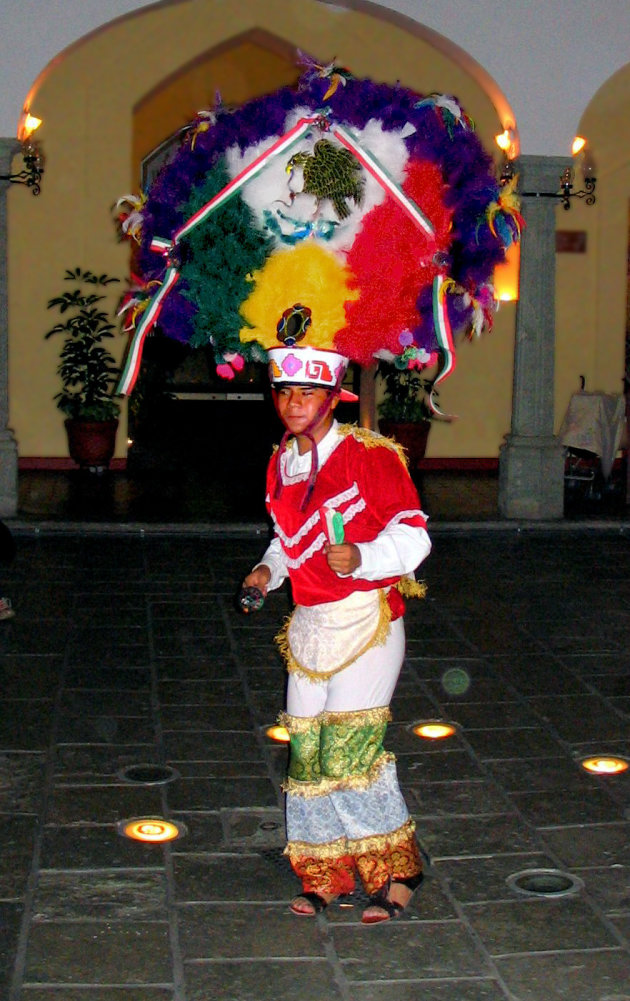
[332,125,434,237]
[117,266,180,395]
[429,274,457,418]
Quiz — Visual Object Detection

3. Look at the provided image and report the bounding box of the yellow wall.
[9,0,519,459]
[554,62,630,427]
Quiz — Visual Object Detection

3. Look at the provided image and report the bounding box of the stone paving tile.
[433,700,543,728]
[21,989,174,1000]
[155,657,237,681]
[171,759,270,778]
[56,716,156,744]
[0,901,22,997]
[0,816,37,897]
[54,743,160,781]
[167,812,223,851]
[0,656,64,698]
[220,809,286,849]
[65,644,150,668]
[173,853,298,902]
[157,678,244,704]
[416,814,544,860]
[32,870,168,920]
[485,756,594,792]
[64,667,152,690]
[332,919,491,980]
[348,980,508,1001]
[0,751,46,813]
[40,824,167,870]
[507,787,625,826]
[178,901,326,958]
[45,785,164,824]
[183,958,344,1001]
[160,705,254,730]
[572,864,630,915]
[163,731,262,762]
[396,749,485,782]
[463,727,569,760]
[495,949,630,1001]
[58,691,151,716]
[23,921,172,983]
[435,853,564,903]
[462,897,618,955]
[409,780,511,817]
[167,776,277,811]
[0,701,55,751]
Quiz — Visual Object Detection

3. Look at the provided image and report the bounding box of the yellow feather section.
[239,243,359,350]
[396,577,427,600]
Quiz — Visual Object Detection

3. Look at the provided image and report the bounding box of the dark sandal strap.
[291,891,329,913]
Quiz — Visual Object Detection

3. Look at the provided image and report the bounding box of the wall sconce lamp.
[1,115,44,195]
[498,134,596,211]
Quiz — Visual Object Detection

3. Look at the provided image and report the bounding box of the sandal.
[361,872,424,925]
[289,891,333,917]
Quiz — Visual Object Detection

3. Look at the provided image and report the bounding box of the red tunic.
[265,426,427,608]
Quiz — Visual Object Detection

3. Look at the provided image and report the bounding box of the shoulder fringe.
[275,589,392,682]
[282,750,394,798]
[337,423,409,468]
[284,818,416,861]
[396,576,427,601]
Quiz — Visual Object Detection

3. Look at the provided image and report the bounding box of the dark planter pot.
[378,419,431,470]
[64,419,119,471]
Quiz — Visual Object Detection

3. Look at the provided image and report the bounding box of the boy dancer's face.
[275,385,338,449]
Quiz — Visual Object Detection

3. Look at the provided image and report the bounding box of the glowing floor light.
[579,756,629,775]
[412,720,458,740]
[118,818,185,843]
[265,725,290,742]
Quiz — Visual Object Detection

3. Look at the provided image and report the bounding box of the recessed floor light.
[117,764,180,786]
[265,725,290,742]
[579,755,629,775]
[411,720,458,740]
[507,868,583,899]
[117,818,186,843]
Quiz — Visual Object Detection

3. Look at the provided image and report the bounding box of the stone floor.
[1,512,629,1000]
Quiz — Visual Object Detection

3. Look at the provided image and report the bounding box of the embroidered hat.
[268,345,357,402]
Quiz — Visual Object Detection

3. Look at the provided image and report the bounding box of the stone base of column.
[0,431,18,517]
[498,433,565,520]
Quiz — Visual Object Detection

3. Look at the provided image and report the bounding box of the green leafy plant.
[45,268,121,421]
[376,361,435,423]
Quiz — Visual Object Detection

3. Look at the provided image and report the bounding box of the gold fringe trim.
[396,577,427,601]
[346,819,417,856]
[282,751,393,797]
[337,423,409,469]
[319,706,392,727]
[284,818,418,861]
[277,711,319,734]
[276,589,392,682]
[284,835,348,861]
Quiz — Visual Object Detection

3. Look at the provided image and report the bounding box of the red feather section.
[335,161,453,364]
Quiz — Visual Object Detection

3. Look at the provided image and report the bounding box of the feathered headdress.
[116,62,519,412]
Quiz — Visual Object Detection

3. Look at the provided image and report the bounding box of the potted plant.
[45,267,121,471]
[376,361,435,469]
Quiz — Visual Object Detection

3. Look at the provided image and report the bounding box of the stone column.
[0,138,20,517]
[498,154,568,520]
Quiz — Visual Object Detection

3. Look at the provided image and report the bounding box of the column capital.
[516,154,572,198]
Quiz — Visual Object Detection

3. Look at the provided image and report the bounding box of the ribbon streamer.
[428,274,457,419]
[332,125,435,238]
[116,266,180,395]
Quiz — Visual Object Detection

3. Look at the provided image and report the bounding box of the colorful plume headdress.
[115,62,520,409]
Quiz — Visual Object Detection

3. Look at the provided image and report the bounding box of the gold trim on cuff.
[284,835,349,861]
[282,751,393,797]
[346,818,417,856]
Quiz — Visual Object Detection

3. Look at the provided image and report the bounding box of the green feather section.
[178,159,274,361]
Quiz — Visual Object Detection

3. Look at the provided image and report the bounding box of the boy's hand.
[243,565,271,595]
[324,543,361,576]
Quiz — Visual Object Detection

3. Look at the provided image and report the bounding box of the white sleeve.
[253,535,288,592]
[352,521,431,581]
